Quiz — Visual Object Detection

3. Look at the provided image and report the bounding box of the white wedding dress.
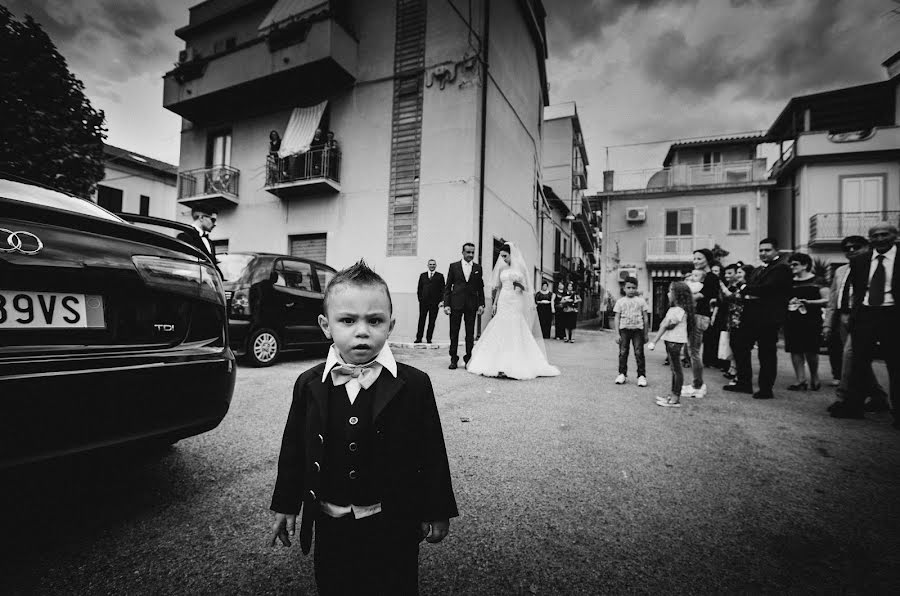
[466,268,560,380]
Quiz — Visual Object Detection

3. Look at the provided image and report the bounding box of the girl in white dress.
[466,242,560,380]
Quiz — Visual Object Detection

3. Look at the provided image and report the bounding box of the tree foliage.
[0,6,106,198]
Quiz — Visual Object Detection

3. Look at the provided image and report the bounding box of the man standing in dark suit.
[725,237,792,399]
[443,242,485,369]
[832,222,899,426]
[415,259,445,344]
[176,207,221,275]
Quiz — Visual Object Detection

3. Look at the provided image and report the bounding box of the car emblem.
[0,228,43,255]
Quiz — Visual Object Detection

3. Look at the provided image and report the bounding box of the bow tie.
[330,362,379,390]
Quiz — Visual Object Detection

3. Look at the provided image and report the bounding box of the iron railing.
[177,165,240,200]
[809,211,900,244]
[266,148,341,187]
[646,235,715,262]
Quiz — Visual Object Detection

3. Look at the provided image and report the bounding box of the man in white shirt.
[832,222,899,425]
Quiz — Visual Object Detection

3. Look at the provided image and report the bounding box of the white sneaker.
[637,376,647,387]
[680,385,695,397]
[692,383,708,398]
[615,374,626,384]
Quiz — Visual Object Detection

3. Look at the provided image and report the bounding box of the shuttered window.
[387,0,426,256]
[289,234,327,263]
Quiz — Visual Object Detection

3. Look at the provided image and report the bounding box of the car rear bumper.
[0,347,236,469]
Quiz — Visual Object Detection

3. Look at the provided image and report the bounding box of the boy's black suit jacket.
[848,243,900,322]
[417,271,446,306]
[442,260,485,312]
[743,256,793,324]
[270,361,458,554]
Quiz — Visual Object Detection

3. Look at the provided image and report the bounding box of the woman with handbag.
[683,249,719,399]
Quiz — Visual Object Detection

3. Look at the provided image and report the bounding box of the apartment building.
[540,102,596,294]
[588,135,774,326]
[767,52,900,263]
[162,0,550,339]
[93,144,177,219]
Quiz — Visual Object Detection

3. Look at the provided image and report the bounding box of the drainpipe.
[476,0,491,267]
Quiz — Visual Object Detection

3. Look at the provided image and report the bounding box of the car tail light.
[230,288,250,316]
[132,256,225,306]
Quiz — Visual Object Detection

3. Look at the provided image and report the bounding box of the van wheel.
[248,328,280,367]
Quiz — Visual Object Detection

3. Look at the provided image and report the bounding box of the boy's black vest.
[322,381,381,506]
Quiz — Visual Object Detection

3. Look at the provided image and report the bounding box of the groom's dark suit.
[443,259,485,364]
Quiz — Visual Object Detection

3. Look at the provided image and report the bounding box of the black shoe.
[426,339,432,344]
[864,398,889,412]
[787,381,808,391]
[449,361,458,370]
[830,404,864,419]
[826,400,843,413]
[753,391,774,400]
[723,384,753,394]
[414,339,423,344]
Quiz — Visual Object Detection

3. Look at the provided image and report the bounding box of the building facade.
[589,135,774,327]
[163,0,549,339]
[93,144,177,219]
[540,102,596,297]
[767,54,900,264]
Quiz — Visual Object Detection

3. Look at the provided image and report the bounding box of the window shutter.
[290,234,327,263]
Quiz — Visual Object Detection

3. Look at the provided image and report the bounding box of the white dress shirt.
[319,344,398,519]
[462,260,472,282]
[191,222,212,253]
[864,244,896,306]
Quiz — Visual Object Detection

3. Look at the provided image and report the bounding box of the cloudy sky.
[6,0,900,180]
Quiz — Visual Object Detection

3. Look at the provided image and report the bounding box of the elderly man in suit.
[176,207,221,275]
[415,259,445,344]
[443,243,485,369]
[824,235,887,413]
[831,222,899,426]
[726,237,793,399]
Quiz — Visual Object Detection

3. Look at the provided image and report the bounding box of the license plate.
[0,291,105,330]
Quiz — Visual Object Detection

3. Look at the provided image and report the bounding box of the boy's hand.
[443,306,451,316]
[420,519,450,544]
[614,335,620,344]
[647,342,655,351]
[268,513,296,547]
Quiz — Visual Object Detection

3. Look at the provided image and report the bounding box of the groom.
[443,242,485,369]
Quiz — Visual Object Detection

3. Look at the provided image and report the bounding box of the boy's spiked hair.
[323,259,393,315]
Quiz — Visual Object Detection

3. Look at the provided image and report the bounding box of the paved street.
[2,329,899,595]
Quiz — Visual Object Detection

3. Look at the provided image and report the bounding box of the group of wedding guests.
[534,280,582,343]
[617,223,898,427]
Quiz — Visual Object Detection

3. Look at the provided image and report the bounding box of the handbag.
[718,330,732,360]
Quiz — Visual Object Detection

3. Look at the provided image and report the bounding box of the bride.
[466,241,560,380]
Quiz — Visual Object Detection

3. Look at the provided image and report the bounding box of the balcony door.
[664,208,693,258]
[841,176,884,236]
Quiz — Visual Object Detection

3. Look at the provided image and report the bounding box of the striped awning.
[258,0,329,32]
[278,101,328,158]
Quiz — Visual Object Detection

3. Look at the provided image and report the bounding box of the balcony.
[177,165,240,210]
[602,159,768,194]
[809,211,900,246]
[573,211,595,253]
[163,17,358,124]
[646,236,714,263]
[265,148,341,198]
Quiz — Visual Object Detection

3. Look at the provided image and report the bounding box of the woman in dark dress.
[562,281,582,343]
[553,281,566,340]
[784,252,830,391]
[534,281,554,339]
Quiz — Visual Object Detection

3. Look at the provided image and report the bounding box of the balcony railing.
[265,148,341,198]
[809,211,900,245]
[177,165,240,209]
[646,236,714,262]
[604,159,768,192]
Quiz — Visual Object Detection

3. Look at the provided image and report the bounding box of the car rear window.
[217,253,255,283]
[0,178,124,222]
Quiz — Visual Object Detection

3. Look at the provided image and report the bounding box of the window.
[665,208,693,236]
[139,195,150,216]
[211,239,229,255]
[208,130,232,167]
[289,233,327,263]
[702,151,721,170]
[315,267,335,294]
[841,176,884,213]
[275,259,313,291]
[97,185,123,213]
[729,205,748,232]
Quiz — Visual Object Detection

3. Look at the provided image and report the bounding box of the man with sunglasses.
[177,207,222,276]
[824,236,887,414]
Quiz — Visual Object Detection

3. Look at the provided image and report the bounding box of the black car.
[218,252,335,366]
[0,178,236,469]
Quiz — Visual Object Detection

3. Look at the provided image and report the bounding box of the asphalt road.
[2,330,899,595]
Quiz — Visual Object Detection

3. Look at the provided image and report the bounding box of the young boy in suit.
[268,260,458,595]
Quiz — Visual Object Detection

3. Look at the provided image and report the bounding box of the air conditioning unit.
[625,207,647,223]
[618,267,638,281]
